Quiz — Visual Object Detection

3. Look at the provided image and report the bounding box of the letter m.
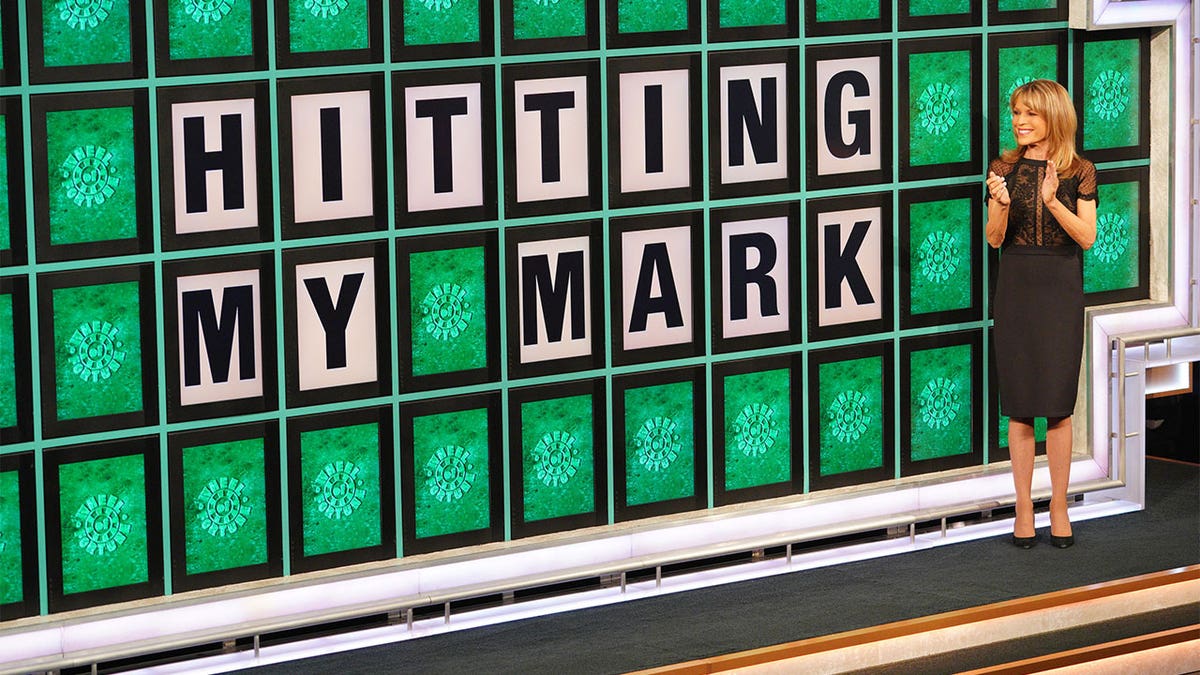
[522,251,585,346]
[182,286,256,386]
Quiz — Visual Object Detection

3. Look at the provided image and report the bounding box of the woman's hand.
[986,171,1010,206]
[1041,160,1060,205]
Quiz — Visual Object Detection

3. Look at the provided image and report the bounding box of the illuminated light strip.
[117,500,1149,675]
[1082,0,1192,28]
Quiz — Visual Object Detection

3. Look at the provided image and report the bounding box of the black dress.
[990,155,1098,419]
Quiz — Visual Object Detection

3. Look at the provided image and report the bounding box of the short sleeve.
[986,158,1013,203]
[988,158,1013,178]
[1077,159,1098,205]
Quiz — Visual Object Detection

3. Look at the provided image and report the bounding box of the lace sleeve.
[986,158,1013,203]
[1077,159,1098,204]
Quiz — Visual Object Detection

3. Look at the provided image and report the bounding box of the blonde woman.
[985,79,1097,549]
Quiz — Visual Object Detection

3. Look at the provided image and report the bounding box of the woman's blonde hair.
[1001,79,1081,177]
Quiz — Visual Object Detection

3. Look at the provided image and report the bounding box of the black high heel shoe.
[1050,534,1074,548]
[1012,534,1037,549]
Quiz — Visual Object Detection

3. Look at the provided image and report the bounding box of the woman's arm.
[1041,161,1097,249]
[985,171,1010,248]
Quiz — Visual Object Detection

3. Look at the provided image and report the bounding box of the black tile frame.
[707,0,798,42]
[804,40,893,192]
[710,201,802,354]
[609,210,705,367]
[36,264,159,439]
[898,0,981,31]
[805,191,894,344]
[712,354,802,507]
[167,421,283,593]
[162,253,278,424]
[805,0,891,38]
[29,90,153,263]
[606,0,701,49]
[273,0,384,69]
[153,0,268,77]
[156,82,275,252]
[400,393,503,556]
[277,74,388,240]
[0,97,26,268]
[25,0,147,84]
[0,276,33,445]
[282,241,393,409]
[507,378,608,539]
[898,35,983,182]
[504,219,605,380]
[1073,28,1151,164]
[0,0,19,86]
[392,66,498,229]
[988,0,1067,26]
[502,59,603,220]
[807,340,896,492]
[899,330,984,477]
[391,0,495,62]
[987,29,1069,167]
[500,0,600,55]
[44,436,163,614]
[396,229,501,392]
[606,53,703,211]
[708,47,801,201]
[1084,165,1151,306]
[899,183,983,330]
[288,406,396,574]
[612,366,708,522]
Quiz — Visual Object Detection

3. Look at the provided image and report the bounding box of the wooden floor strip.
[959,624,1200,674]
[630,565,1200,674]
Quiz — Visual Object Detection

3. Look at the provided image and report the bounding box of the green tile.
[818,356,885,476]
[46,106,138,246]
[996,44,1060,154]
[300,422,383,557]
[404,0,480,46]
[409,246,488,377]
[719,0,786,28]
[618,0,688,34]
[41,0,133,68]
[168,0,253,61]
[513,0,587,40]
[0,293,15,429]
[909,343,973,461]
[722,368,791,491]
[59,452,148,596]
[52,280,144,422]
[909,197,973,315]
[1084,180,1140,294]
[413,407,491,539]
[182,437,269,575]
[908,49,973,167]
[815,0,879,23]
[0,468,23,605]
[909,0,970,16]
[520,394,596,523]
[624,379,695,506]
[1082,38,1141,152]
[288,0,369,53]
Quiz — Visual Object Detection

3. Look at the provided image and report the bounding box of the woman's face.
[1010,100,1048,148]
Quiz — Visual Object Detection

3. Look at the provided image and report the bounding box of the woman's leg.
[1046,415,1073,537]
[1009,418,1036,538]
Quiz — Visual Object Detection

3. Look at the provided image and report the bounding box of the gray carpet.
[240,458,1199,675]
